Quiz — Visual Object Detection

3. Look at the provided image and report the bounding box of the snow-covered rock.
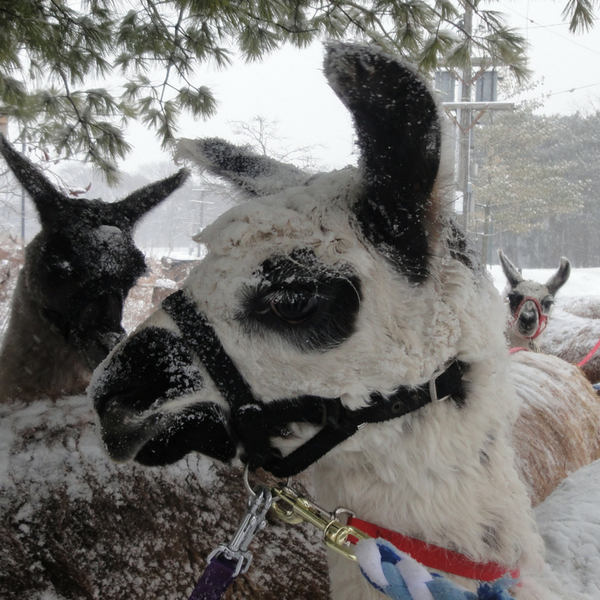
[0,396,327,600]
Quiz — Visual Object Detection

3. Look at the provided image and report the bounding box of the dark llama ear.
[324,43,442,282]
[546,257,571,296]
[0,134,70,227]
[498,250,523,288]
[176,137,310,197]
[114,168,190,231]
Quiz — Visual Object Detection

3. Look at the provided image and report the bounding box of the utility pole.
[445,1,514,244]
[191,188,214,257]
[457,0,473,231]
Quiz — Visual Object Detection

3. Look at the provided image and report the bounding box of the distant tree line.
[471,106,600,268]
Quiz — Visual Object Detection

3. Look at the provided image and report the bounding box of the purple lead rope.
[188,485,272,600]
[189,554,239,600]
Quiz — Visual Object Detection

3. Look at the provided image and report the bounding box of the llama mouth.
[517,322,539,337]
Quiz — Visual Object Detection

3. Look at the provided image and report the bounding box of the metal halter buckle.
[270,483,370,561]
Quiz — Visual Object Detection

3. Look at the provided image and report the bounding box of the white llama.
[498,249,570,351]
[91,43,565,599]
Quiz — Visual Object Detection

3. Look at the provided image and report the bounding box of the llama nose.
[99,330,126,352]
[520,310,537,325]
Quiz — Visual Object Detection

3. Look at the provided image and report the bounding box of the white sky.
[121,0,600,173]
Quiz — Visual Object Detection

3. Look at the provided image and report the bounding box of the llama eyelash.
[236,264,362,353]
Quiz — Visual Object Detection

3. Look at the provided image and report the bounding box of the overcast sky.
[121,0,600,173]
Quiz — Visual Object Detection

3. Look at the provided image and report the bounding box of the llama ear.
[0,134,69,227]
[324,43,442,282]
[545,257,571,296]
[498,250,523,288]
[114,168,190,230]
[176,137,311,197]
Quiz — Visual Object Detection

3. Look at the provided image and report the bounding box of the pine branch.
[0,0,593,181]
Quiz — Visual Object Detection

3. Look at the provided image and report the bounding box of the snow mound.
[536,458,600,598]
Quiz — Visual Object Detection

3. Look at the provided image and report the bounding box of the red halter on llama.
[498,249,570,352]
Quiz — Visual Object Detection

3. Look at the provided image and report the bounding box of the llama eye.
[542,299,554,311]
[238,253,362,351]
[270,295,319,324]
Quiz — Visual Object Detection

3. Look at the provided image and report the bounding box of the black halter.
[162,290,468,478]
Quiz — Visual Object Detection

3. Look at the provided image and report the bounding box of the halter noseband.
[513,296,548,340]
[162,290,468,478]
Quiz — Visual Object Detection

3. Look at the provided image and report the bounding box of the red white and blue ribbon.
[355,538,518,600]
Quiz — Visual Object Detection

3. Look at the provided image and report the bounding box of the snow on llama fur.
[0,397,328,600]
[88,43,570,599]
[498,249,570,351]
[0,135,188,402]
[511,350,600,507]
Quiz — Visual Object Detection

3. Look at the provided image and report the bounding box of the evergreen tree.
[472,106,600,267]
[0,0,596,180]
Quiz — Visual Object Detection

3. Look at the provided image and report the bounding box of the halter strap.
[512,296,548,340]
[163,290,468,478]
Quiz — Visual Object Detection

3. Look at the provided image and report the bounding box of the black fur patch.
[507,290,525,316]
[540,296,554,312]
[135,407,235,466]
[325,44,441,283]
[92,326,235,464]
[237,249,362,352]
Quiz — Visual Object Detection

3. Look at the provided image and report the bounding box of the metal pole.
[458,1,473,231]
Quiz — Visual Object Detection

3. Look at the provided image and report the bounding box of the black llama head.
[91,43,488,470]
[0,136,189,369]
[498,249,570,343]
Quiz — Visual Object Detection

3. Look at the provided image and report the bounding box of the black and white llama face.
[0,136,189,369]
[498,250,570,341]
[92,43,483,468]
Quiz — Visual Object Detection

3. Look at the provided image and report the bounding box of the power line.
[515,81,600,107]
[549,81,600,97]
[525,19,600,30]
[497,1,600,58]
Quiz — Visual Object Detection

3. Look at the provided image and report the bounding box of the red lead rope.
[347,516,520,582]
[577,338,600,367]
